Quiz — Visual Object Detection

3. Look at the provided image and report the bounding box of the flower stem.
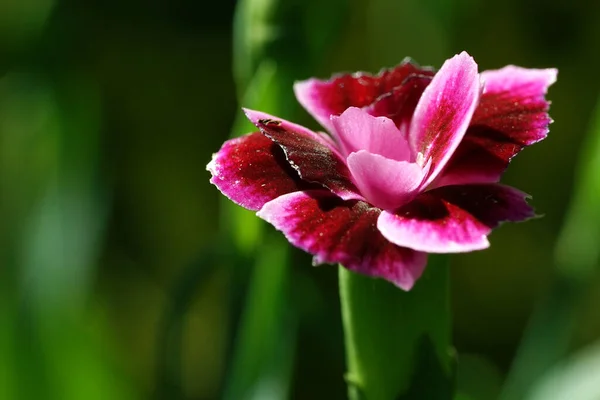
[339,256,453,400]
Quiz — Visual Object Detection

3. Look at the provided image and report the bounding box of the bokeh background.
[2,0,600,399]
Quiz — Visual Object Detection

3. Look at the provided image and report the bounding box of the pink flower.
[208,52,556,290]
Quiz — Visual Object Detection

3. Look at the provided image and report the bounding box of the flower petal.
[330,107,411,160]
[244,108,340,154]
[207,132,311,211]
[257,190,428,290]
[244,108,363,201]
[432,184,536,227]
[363,73,433,131]
[377,183,534,253]
[378,195,490,253]
[294,60,432,131]
[477,66,557,144]
[433,66,557,187]
[346,151,427,210]
[429,127,513,187]
[408,51,481,187]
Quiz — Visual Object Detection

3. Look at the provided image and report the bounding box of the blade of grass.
[501,93,600,400]
[526,340,600,400]
[223,234,295,400]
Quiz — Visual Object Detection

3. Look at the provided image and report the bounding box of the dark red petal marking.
[364,73,433,128]
[294,60,434,131]
[247,112,363,201]
[208,132,313,211]
[257,190,428,290]
[432,126,521,187]
[434,66,557,187]
[431,183,536,229]
[377,183,535,253]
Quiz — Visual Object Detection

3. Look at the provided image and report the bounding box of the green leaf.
[525,340,600,400]
[499,281,577,400]
[501,92,600,400]
[223,234,296,400]
[554,92,600,281]
[155,252,222,399]
[455,354,503,400]
[0,73,135,400]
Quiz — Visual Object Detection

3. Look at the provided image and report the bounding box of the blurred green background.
[2,0,600,399]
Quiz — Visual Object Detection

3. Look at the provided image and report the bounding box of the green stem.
[339,256,453,400]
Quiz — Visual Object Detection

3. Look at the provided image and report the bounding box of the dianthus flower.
[208,52,556,290]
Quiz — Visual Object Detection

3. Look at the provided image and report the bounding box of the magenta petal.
[244,109,363,201]
[434,66,557,187]
[409,52,481,187]
[294,60,433,132]
[257,190,428,290]
[330,107,411,160]
[377,183,535,253]
[477,66,557,145]
[207,132,309,211]
[347,151,426,210]
[378,196,490,253]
